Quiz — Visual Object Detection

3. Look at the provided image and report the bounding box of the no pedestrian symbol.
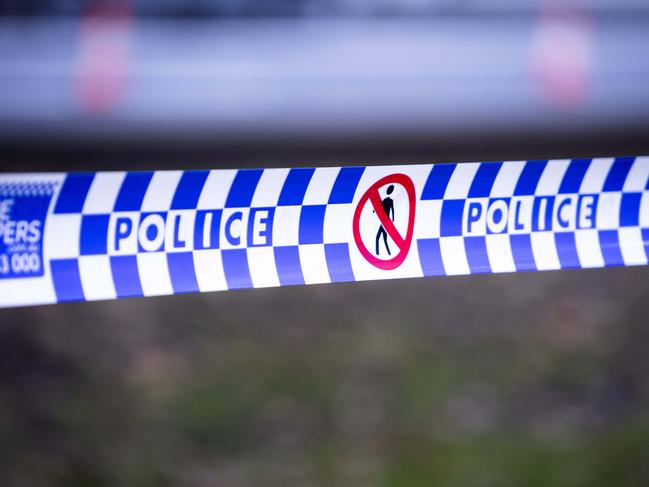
[352,174,416,270]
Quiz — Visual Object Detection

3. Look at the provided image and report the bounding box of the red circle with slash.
[352,173,416,270]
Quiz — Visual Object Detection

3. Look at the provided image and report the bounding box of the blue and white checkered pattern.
[1,156,648,307]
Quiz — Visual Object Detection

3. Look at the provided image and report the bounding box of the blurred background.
[1,0,649,485]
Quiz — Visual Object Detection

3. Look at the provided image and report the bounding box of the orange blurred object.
[531,1,593,108]
[76,1,132,114]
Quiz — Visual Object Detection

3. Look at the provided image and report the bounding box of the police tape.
[1,156,648,307]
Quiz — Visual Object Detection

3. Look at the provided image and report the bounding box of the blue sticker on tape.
[0,182,55,279]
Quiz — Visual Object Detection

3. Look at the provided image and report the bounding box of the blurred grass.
[1,267,648,486]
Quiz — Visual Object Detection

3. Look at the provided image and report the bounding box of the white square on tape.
[193,249,227,292]
[443,163,479,199]
[618,227,648,266]
[137,252,173,296]
[323,204,353,244]
[580,158,614,194]
[250,168,289,207]
[596,193,622,229]
[623,157,649,192]
[485,234,516,273]
[197,170,237,210]
[247,247,280,288]
[82,172,125,214]
[141,171,182,212]
[414,200,441,239]
[302,167,340,205]
[536,159,570,195]
[273,206,301,247]
[574,230,604,268]
[44,214,81,259]
[639,192,649,227]
[490,161,524,197]
[439,236,470,275]
[78,255,116,300]
[298,244,330,284]
[530,232,561,270]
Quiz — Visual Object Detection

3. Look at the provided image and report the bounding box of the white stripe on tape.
[0,156,648,307]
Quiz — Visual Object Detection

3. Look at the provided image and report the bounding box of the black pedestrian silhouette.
[375,185,395,256]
